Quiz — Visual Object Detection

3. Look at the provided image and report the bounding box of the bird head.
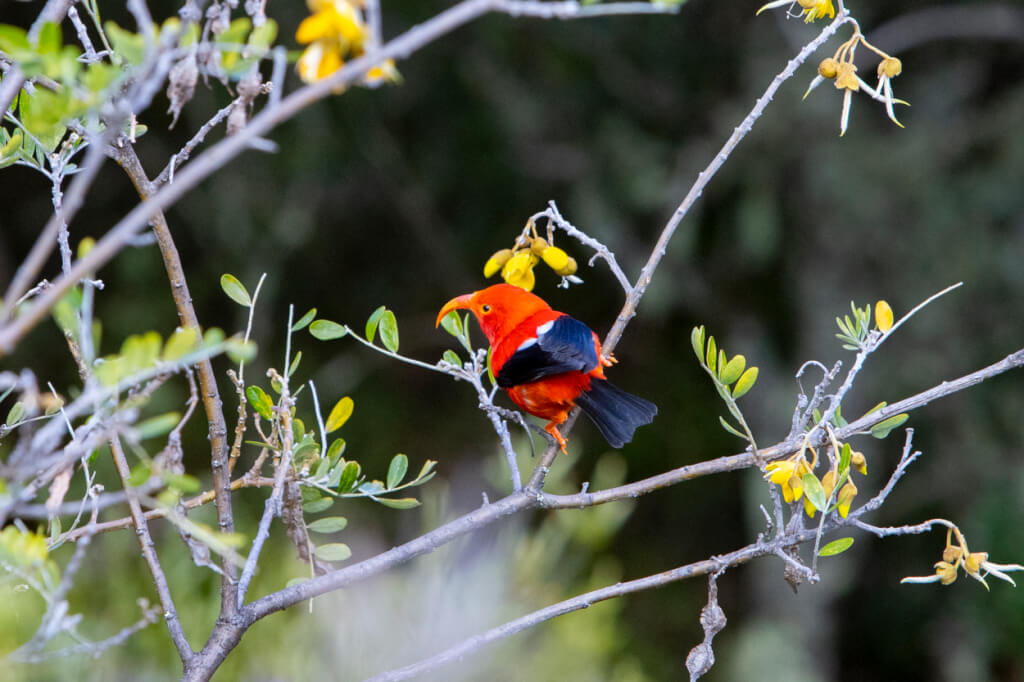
[436,283,551,345]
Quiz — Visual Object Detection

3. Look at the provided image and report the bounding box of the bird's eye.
[482,304,492,313]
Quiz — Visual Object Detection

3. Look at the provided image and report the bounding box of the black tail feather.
[576,379,657,448]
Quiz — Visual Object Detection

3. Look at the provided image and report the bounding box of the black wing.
[495,315,599,388]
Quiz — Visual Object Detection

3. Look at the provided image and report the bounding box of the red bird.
[437,283,656,452]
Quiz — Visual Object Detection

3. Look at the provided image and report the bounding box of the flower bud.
[530,237,549,256]
[555,256,578,277]
[818,57,839,79]
[541,246,570,272]
[878,57,902,79]
[483,249,514,278]
[851,451,867,475]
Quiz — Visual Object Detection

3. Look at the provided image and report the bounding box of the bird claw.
[544,422,569,454]
[601,353,618,367]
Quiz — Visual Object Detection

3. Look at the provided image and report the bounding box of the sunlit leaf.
[162,327,200,362]
[5,401,26,426]
[246,386,274,421]
[719,354,746,385]
[326,438,346,465]
[442,350,461,367]
[288,350,302,377]
[220,273,251,306]
[379,310,399,352]
[336,461,360,492]
[325,396,353,433]
[365,306,386,343]
[705,336,717,373]
[441,311,462,338]
[819,537,855,557]
[732,367,759,398]
[690,325,705,361]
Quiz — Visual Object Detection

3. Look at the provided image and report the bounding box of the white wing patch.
[536,320,554,335]
[516,337,538,351]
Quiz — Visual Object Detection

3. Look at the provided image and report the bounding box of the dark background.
[1,0,1023,679]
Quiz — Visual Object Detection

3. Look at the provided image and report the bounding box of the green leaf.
[325,396,353,433]
[135,412,181,440]
[292,308,317,332]
[220,273,251,306]
[819,537,855,557]
[732,367,759,398]
[5,401,26,426]
[0,25,30,55]
[307,516,348,533]
[690,326,705,362]
[705,336,717,373]
[871,413,909,439]
[365,306,386,343]
[302,497,334,514]
[386,453,408,489]
[442,350,461,367]
[309,319,346,340]
[162,327,200,362]
[860,401,887,419]
[379,310,399,352]
[288,350,302,377]
[104,21,145,66]
[375,497,421,510]
[802,473,827,512]
[417,459,437,480]
[164,473,201,493]
[128,463,151,487]
[314,542,352,562]
[247,19,277,49]
[718,416,746,439]
[838,442,852,474]
[336,461,360,493]
[440,311,462,338]
[326,438,346,465]
[246,386,274,420]
[37,22,61,55]
[225,339,257,364]
[719,354,746,385]
[203,328,226,347]
[358,481,384,495]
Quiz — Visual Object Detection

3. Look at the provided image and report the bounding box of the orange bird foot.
[544,422,569,454]
[601,353,618,367]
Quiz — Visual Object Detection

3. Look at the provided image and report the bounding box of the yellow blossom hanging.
[295,0,400,88]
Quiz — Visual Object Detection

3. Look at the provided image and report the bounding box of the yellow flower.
[484,249,514,278]
[835,479,857,518]
[796,0,834,23]
[541,246,570,273]
[935,560,959,585]
[297,41,345,84]
[875,300,894,333]
[297,0,366,47]
[501,251,539,291]
[764,457,810,504]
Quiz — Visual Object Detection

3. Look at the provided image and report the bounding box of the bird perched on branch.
[437,283,657,452]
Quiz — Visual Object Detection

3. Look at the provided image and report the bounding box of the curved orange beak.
[436,293,475,327]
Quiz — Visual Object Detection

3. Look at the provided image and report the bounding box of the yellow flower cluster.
[808,31,907,135]
[756,0,834,24]
[902,526,1024,590]
[295,0,398,87]
[483,227,577,292]
[764,433,867,518]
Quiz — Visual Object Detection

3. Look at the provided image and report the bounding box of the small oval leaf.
[336,461,360,493]
[325,396,354,433]
[292,308,317,332]
[246,386,274,421]
[870,413,909,439]
[309,319,347,341]
[719,354,746,385]
[307,516,348,533]
[314,542,352,562]
[386,453,408,489]
[375,497,421,510]
[690,326,705,361]
[365,306,386,343]
[802,473,827,512]
[379,310,399,352]
[732,367,759,399]
[302,497,334,514]
[220,273,251,306]
[819,537,855,557]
